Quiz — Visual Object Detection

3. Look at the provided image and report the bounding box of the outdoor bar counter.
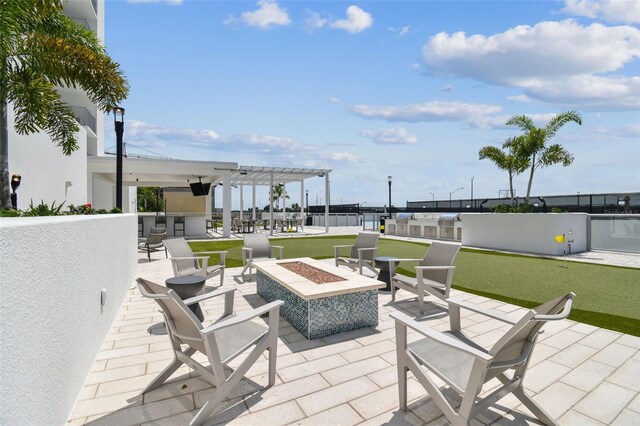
[138,213,206,237]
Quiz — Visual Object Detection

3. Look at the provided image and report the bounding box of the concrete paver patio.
[68,240,640,425]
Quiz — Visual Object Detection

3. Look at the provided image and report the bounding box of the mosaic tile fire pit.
[255,257,385,339]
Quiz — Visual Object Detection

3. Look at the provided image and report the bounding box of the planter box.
[0,214,137,425]
[461,213,588,255]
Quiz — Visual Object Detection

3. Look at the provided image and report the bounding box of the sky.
[103,0,640,208]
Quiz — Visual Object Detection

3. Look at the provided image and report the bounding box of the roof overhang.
[87,156,238,187]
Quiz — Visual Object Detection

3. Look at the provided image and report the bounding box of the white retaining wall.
[461,213,588,255]
[0,214,137,425]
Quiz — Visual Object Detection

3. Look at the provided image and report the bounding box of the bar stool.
[138,216,144,237]
[155,215,166,230]
[174,216,185,236]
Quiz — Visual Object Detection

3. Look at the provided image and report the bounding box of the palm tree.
[1,1,129,208]
[271,183,289,211]
[506,111,582,204]
[479,136,529,205]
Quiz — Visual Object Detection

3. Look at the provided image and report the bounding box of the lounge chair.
[165,237,227,286]
[334,232,379,275]
[136,278,283,426]
[391,292,575,426]
[241,234,284,281]
[389,241,461,313]
[137,229,167,261]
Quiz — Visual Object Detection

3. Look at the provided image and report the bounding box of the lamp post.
[449,186,463,208]
[471,176,474,208]
[305,189,309,216]
[114,107,125,210]
[429,192,435,202]
[387,175,392,214]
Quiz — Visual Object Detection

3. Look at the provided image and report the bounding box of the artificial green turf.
[189,236,640,336]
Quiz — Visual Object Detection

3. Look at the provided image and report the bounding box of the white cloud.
[399,25,410,37]
[328,97,341,104]
[304,10,327,31]
[330,5,373,34]
[561,0,640,24]
[127,0,183,4]
[352,100,502,123]
[240,0,290,29]
[439,84,454,92]
[422,20,640,109]
[360,127,418,145]
[507,94,533,102]
[320,152,358,162]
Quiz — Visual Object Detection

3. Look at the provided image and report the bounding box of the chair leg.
[147,246,151,262]
[513,385,558,426]
[219,270,225,286]
[418,293,424,314]
[189,387,228,426]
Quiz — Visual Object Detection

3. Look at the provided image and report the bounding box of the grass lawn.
[189,235,640,336]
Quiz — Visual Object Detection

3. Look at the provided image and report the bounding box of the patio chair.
[295,217,303,232]
[136,278,283,426]
[138,229,167,261]
[165,237,227,286]
[391,292,575,426]
[389,241,461,313]
[232,217,242,233]
[241,234,284,281]
[334,232,379,275]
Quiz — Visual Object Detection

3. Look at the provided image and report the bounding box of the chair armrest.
[183,285,236,306]
[390,311,493,362]
[415,265,456,271]
[334,245,354,258]
[447,298,518,325]
[357,247,377,254]
[270,245,284,259]
[202,300,284,333]
[197,250,228,265]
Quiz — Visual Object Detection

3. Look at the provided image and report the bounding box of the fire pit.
[278,261,345,284]
[255,257,385,339]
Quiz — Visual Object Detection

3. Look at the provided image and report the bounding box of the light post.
[429,192,435,202]
[387,175,392,214]
[305,189,309,216]
[114,107,125,210]
[471,176,474,207]
[449,186,463,208]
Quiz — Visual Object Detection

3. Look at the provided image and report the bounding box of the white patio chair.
[389,241,461,313]
[334,232,379,275]
[165,237,227,286]
[391,292,575,426]
[136,278,283,426]
[241,233,284,281]
[137,229,167,261]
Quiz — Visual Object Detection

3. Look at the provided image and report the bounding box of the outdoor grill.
[438,213,461,239]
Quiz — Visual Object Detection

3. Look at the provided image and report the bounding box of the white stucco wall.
[8,107,89,210]
[461,213,588,255]
[0,214,137,425]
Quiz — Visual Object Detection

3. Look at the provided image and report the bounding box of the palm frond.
[545,110,582,139]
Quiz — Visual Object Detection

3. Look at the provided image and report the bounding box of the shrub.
[490,203,535,213]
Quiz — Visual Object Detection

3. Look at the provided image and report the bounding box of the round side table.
[374,256,400,292]
[165,275,206,321]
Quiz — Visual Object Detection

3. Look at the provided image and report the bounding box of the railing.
[91,0,98,15]
[589,215,640,253]
[71,106,97,134]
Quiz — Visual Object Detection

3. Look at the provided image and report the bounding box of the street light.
[429,192,435,202]
[449,186,463,208]
[387,176,392,213]
[305,190,309,215]
[114,107,125,210]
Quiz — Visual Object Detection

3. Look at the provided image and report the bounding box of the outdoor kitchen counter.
[138,213,206,237]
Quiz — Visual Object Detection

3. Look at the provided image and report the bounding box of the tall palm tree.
[271,183,289,211]
[506,111,582,204]
[0,0,129,208]
[479,136,529,205]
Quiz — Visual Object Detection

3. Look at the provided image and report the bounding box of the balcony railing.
[71,106,97,135]
[91,0,98,15]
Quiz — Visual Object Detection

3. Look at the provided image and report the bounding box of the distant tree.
[479,136,529,206]
[506,111,582,204]
[270,183,289,210]
[137,187,163,212]
[0,1,129,208]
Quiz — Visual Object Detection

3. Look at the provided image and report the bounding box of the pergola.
[229,166,332,235]
[87,157,331,237]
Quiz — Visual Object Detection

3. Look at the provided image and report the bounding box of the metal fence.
[406,192,639,214]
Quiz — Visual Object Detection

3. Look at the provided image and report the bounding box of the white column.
[252,178,256,220]
[205,186,212,217]
[240,182,244,219]
[222,172,231,238]
[283,183,287,216]
[269,172,274,236]
[324,173,330,233]
[300,179,304,219]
